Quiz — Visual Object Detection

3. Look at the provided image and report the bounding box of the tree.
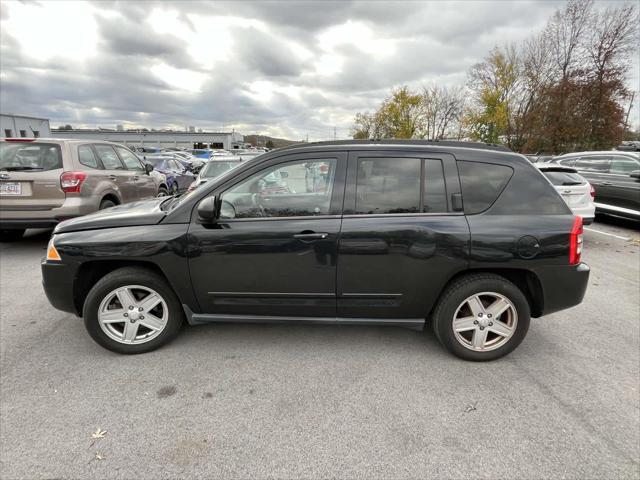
[422,85,465,139]
[265,140,274,149]
[352,87,425,139]
[465,46,519,145]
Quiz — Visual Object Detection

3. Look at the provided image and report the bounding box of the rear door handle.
[293,232,329,240]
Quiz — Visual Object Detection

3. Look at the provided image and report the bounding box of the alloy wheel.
[97,285,168,345]
[452,292,518,352]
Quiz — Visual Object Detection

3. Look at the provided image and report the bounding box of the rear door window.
[354,157,449,215]
[458,161,513,214]
[0,142,63,171]
[94,145,124,170]
[78,145,100,169]
[355,158,421,214]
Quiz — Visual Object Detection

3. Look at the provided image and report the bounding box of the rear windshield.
[542,170,585,186]
[201,161,240,179]
[0,142,63,171]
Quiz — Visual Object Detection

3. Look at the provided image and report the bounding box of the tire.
[0,229,25,242]
[431,274,530,361]
[157,186,169,197]
[99,199,116,210]
[83,267,184,354]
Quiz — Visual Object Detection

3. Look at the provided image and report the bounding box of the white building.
[52,129,244,150]
[1,114,51,138]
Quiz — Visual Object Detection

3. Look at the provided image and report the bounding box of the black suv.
[549,151,640,221]
[42,140,589,361]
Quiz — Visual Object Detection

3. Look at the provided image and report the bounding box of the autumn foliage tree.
[353,0,638,154]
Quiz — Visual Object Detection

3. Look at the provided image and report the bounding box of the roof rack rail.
[275,139,512,153]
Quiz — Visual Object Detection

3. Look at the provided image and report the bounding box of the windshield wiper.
[1,166,44,171]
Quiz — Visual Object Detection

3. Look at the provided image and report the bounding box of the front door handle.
[293,232,329,240]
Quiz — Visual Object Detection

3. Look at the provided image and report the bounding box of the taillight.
[60,172,87,194]
[589,184,595,198]
[569,216,583,265]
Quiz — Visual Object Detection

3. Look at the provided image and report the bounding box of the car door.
[572,155,612,204]
[114,146,156,199]
[93,144,137,203]
[170,159,195,191]
[605,156,640,214]
[188,152,347,318]
[336,150,469,322]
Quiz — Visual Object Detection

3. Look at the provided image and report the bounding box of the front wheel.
[83,267,184,354]
[431,274,530,361]
[157,186,169,197]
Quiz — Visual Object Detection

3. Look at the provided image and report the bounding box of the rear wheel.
[83,267,184,354]
[0,229,25,242]
[431,274,530,361]
[99,199,116,210]
[157,186,169,197]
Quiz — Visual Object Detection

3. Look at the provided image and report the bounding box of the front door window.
[220,159,336,219]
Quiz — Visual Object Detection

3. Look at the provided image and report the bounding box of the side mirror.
[630,170,640,180]
[197,196,217,223]
[144,163,153,174]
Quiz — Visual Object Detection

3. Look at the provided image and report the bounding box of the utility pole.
[624,91,635,131]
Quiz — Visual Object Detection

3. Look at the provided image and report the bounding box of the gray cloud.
[1,0,637,139]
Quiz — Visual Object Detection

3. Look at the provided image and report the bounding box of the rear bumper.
[41,259,79,315]
[0,196,101,229]
[536,262,590,316]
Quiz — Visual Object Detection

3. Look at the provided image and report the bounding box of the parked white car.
[537,164,595,224]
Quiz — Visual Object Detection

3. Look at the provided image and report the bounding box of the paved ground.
[1,217,638,480]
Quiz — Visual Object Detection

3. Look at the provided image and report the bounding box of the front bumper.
[536,262,590,316]
[41,259,78,315]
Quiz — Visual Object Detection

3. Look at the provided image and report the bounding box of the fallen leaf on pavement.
[91,428,107,439]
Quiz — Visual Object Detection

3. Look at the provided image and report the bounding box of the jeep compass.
[41,140,590,361]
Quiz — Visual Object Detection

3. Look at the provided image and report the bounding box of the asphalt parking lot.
[0,218,638,480]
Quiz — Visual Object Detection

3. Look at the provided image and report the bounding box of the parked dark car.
[142,156,196,195]
[42,140,589,361]
[548,151,640,221]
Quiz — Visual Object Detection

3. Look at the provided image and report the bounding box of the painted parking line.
[584,227,631,241]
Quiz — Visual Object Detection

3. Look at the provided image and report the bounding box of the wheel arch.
[100,192,121,206]
[431,268,544,319]
[73,260,171,316]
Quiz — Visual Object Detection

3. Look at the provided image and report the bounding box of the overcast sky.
[0,0,638,141]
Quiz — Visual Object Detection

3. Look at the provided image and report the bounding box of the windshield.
[0,142,63,171]
[201,161,240,179]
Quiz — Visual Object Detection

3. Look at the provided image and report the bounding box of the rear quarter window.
[458,161,513,214]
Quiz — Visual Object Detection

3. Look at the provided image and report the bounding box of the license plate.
[0,182,21,195]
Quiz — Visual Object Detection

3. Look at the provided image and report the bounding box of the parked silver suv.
[0,138,169,240]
